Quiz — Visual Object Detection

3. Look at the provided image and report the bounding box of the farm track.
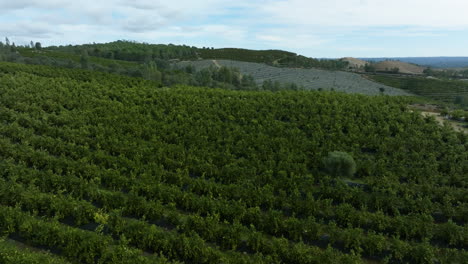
[421,111,468,134]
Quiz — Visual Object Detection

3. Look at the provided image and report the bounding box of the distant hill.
[45,41,348,71]
[373,60,425,75]
[340,57,367,71]
[361,57,468,69]
[366,74,468,105]
[198,48,348,70]
[176,60,410,96]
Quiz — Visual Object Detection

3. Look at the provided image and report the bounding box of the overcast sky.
[2,0,468,58]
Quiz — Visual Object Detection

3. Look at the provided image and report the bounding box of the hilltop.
[3,39,468,107]
[373,60,425,75]
[340,57,368,71]
[362,57,468,69]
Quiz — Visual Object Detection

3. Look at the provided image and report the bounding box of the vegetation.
[1,41,262,91]
[322,151,357,178]
[47,40,199,62]
[198,47,349,70]
[366,74,468,108]
[177,60,409,95]
[40,40,348,70]
[0,61,467,263]
[423,67,468,79]
[0,238,71,264]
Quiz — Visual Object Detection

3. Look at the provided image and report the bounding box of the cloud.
[260,0,468,28]
[1,0,467,57]
[0,0,63,11]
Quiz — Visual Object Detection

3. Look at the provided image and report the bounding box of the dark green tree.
[35,42,42,50]
[80,50,90,69]
[364,63,376,73]
[322,151,357,178]
[195,69,213,87]
[142,61,162,83]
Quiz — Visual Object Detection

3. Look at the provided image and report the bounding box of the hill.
[176,59,410,95]
[373,60,425,75]
[366,74,468,107]
[26,41,348,71]
[361,57,468,69]
[0,61,467,263]
[198,47,348,70]
[340,57,368,71]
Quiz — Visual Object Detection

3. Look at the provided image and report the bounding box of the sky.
[2,0,468,58]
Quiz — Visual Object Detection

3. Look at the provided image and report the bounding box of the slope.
[0,61,467,264]
[176,59,410,95]
[373,60,425,75]
[366,74,468,105]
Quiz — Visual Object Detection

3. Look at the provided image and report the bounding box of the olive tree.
[322,151,356,178]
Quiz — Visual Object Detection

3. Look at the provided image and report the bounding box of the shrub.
[322,151,357,178]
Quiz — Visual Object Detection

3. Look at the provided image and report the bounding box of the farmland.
[176,60,410,96]
[366,74,468,106]
[0,61,467,263]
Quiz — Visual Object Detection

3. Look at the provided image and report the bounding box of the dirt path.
[212,60,221,68]
[421,111,467,134]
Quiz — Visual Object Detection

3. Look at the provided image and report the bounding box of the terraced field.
[176,60,411,96]
[366,74,468,105]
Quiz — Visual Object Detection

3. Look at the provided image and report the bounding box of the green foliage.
[48,40,198,62]
[177,60,408,95]
[80,50,90,70]
[322,151,357,178]
[0,238,71,264]
[198,47,348,70]
[367,74,468,106]
[0,61,466,263]
[364,63,376,73]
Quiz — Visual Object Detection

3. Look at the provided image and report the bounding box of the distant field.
[361,57,468,69]
[176,60,411,96]
[366,74,468,104]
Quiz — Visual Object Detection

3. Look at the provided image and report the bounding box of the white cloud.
[261,0,468,28]
[1,0,467,57]
[257,35,284,42]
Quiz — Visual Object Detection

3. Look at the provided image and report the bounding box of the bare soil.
[375,61,425,75]
[212,60,221,68]
[410,104,467,134]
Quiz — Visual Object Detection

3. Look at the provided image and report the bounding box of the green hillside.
[366,74,468,108]
[197,48,348,70]
[45,41,348,70]
[47,40,199,62]
[0,61,467,263]
[176,60,410,95]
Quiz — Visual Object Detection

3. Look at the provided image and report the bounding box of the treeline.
[198,48,349,70]
[49,41,349,70]
[48,40,199,62]
[1,40,306,92]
